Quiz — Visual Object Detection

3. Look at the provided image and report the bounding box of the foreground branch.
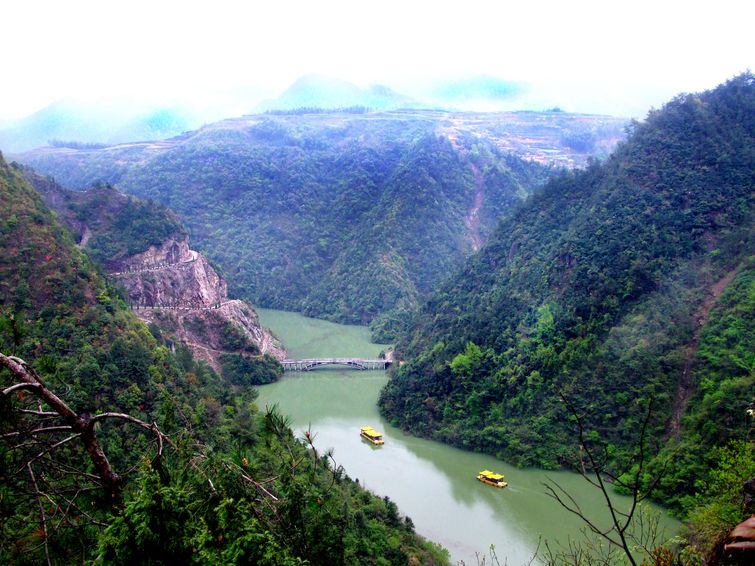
[0,352,168,496]
[27,462,52,566]
[542,395,660,566]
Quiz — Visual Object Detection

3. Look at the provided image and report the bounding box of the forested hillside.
[24,171,187,268]
[379,74,754,522]
[0,154,447,564]
[17,110,624,338]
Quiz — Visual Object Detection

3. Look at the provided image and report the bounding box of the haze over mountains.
[0,98,204,153]
[1,73,598,153]
[254,74,419,112]
[18,106,626,340]
[2,65,754,563]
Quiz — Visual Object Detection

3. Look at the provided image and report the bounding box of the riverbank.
[255,308,680,564]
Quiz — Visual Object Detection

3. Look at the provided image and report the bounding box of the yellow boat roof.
[479,470,505,480]
[361,426,383,435]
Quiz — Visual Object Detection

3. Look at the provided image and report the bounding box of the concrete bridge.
[282,358,391,372]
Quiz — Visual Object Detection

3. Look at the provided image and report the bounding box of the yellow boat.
[360,426,385,445]
[477,470,508,488]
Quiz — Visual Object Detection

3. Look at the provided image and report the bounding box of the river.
[255,308,679,565]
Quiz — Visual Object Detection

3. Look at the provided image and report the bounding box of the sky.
[1,0,753,120]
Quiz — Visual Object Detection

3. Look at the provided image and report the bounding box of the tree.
[0,352,168,564]
[541,396,671,565]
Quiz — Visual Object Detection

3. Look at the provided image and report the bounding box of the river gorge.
[254,308,680,564]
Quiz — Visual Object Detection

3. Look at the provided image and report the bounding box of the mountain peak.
[255,74,418,112]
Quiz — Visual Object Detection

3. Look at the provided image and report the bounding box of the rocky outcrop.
[24,170,285,374]
[111,238,226,308]
[112,237,196,271]
[135,300,286,373]
[110,236,285,371]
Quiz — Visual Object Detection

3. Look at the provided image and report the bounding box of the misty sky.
[2,0,753,120]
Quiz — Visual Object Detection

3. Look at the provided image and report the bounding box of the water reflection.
[254,310,680,564]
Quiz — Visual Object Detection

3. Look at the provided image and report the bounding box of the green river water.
[255,308,679,564]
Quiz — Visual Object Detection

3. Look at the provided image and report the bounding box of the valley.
[1,73,752,565]
[254,308,681,564]
[17,108,624,339]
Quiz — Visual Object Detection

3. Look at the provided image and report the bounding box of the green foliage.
[19,113,550,328]
[22,171,186,267]
[96,407,448,566]
[221,352,283,386]
[97,458,304,566]
[380,74,755,508]
[219,320,260,354]
[680,441,755,561]
[0,155,446,565]
[647,261,755,511]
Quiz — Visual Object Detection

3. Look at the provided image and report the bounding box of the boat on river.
[477,470,508,488]
[360,426,384,445]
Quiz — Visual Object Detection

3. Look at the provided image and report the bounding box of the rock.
[111,238,226,308]
[110,237,286,371]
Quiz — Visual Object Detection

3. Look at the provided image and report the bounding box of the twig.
[19,433,82,473]
[27,462,51,566]
[2,382,41,396]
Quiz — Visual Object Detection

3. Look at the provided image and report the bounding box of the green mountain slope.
[0,154,447,565]
[25,171,186,267]
[379,74,754,510]
[16,111,562,336]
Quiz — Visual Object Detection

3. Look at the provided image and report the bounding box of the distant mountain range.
[0,74,551,153]
[255,74,528,113]
[254,74,419,112]
[0,98,203,152]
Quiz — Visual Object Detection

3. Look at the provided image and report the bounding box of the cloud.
[1,0,752,119]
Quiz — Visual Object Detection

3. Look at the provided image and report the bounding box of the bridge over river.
[282,358,391,372]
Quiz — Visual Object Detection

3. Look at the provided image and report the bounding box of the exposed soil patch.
[78,226,92,248]
[464,164,484,251]
[668,267,740,437]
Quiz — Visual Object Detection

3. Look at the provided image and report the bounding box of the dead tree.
[542,396,669,565]
[0,352,169,564]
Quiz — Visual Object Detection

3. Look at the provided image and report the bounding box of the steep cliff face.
[24,170,285,371]
[111,236,286,370]
[111,238,225,307]
[135,300,286,372]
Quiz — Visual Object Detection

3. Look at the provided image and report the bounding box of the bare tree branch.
[16,433,82,475]
[543,394,662,566]
[543,478,620,545]
[3,382,41,396]
[90,412,170,456]
[0,352,169,495]
[19,409,59,417]
[29,425,74,435]
[27,462,52,566]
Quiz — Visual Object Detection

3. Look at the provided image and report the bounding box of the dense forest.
[22,170,187,268]
[379,74,754,555]
[0,154,448,564]
[7,75,753,562]
[17,110,626,340]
